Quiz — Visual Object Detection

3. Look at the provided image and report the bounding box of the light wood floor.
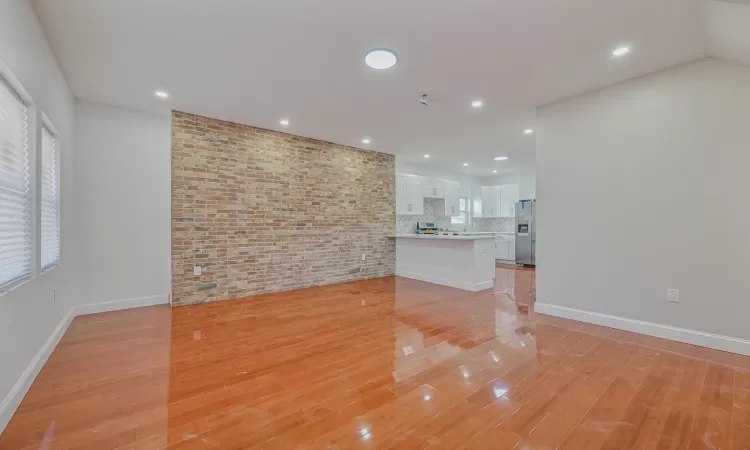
[2,266,749,449]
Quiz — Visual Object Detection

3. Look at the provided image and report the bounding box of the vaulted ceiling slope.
[30,0,731,176]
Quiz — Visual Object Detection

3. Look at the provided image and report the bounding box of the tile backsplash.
[396,199,453,234]
[473,217,515,233]
[396,199,515,234]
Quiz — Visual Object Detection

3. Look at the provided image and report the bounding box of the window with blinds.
[41,124,60,269]
[0,76,32,291]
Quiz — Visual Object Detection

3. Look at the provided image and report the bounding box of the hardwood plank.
[688,363,735,450]
[732,370,750,450]
[0,267,743,449]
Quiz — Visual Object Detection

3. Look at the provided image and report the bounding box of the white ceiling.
[32,0,710,177]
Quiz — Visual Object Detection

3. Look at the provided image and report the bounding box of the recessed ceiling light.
[361,138,371,145]
[524,129,534,135]
[493,156,509,161]
[424,154,430,158]
[492,170,498,173]
[612,46,630,57]
[154,90,169,99]
[463,163,469,167]
[471,100,483,108]
[365,49,397,70]
[279,119,290,127]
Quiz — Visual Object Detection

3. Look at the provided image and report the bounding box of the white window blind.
[0,76,32,291]
[41,124,59,269]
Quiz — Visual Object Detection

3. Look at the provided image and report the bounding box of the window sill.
[0,275,33,297]
[42,262,60,274]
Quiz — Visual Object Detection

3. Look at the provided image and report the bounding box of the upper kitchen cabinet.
[396,174,409,215]
[444,180,460,216]
[476,184,519,218]
[500,184,519,218]
[422,178,445,199]
[478,185,502,217]
[396,174,425,215]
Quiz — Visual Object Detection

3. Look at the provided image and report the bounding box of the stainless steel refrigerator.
[515,200,535,266]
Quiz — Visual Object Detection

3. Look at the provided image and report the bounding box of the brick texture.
[171,111,396,306]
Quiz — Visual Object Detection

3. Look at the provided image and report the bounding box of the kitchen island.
[389,234,495,291]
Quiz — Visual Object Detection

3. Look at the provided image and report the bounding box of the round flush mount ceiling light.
[154,90,169,99]
[493,156,509,161]
[471,100,483,108]
[365,49,397,70]
[361,138,371,145]
[524,128,534,135]
[463,163,469,167]
[612,46,630,57]
[492,169,498,173]
[424,154,430,158]
[279,119,290,127]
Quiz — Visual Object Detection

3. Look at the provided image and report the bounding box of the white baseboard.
[73,294,169,316]
[396,270,493,292]
[535,302,750,357]
[0,294,169,434]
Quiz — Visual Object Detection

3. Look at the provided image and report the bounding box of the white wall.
[536,58,750,345]
[0,0,76,430]
[74,101,171,307]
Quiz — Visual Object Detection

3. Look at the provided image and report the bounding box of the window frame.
[40,113,61,271]
[0,58,42,295]
[451,196,471,225]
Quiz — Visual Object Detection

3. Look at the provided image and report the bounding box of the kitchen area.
[392,170,536,293]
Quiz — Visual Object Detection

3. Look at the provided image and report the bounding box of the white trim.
[0,57,34,105]
[0,294,169,433]
[535,302,750,357]
[73,294,168,316]
[396,270,493,292]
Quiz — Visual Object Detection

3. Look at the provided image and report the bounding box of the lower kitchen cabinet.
[494,234,516,261]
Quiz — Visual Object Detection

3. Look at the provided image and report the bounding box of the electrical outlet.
[361,253,366,261]
[194,265,202,276]
[667,289,679,303]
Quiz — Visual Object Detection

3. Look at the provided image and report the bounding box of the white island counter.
[389,234,495,291]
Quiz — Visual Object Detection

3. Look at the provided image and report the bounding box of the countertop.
[457,232,515,236]
[388,234,494,241]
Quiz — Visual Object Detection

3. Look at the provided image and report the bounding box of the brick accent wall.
[171,111,396,306]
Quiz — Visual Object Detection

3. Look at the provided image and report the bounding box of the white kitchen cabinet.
[444,180,460,216]
[396,174,425,215]
[494,235,510,260]
[396,174,408,215]
[422,178,445,199]
[480,186,502,218]
[494,234,516,261]
[500,184,519,218]
[475,184,519,218]
[408,177,425,215]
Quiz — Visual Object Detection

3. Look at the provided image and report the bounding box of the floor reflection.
[3,265,750,449]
